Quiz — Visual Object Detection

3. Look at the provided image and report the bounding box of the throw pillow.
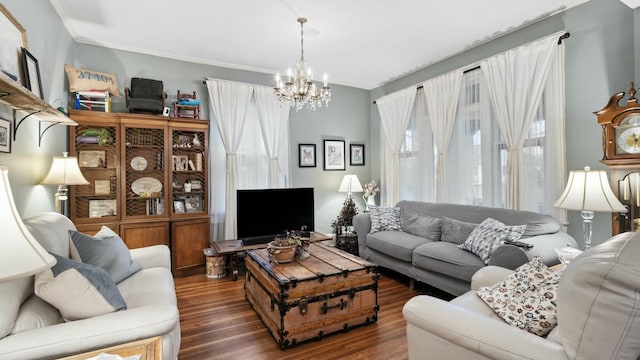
[477,256,561,336]
[369,206,402,233]
[400,208,442,239]
[440,217,478,245]
[70,227,140,283]
[458,218,526,264]
[64,64,121,96]
[34,254,127,321]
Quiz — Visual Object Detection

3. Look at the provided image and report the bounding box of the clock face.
[617,126,640,154]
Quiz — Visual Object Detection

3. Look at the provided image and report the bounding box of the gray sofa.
[0,213,180,360]
[353,201,577,296]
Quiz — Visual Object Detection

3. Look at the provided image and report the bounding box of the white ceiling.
[50,0,590,90]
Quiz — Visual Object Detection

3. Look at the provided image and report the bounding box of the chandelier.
[274,18,331,111]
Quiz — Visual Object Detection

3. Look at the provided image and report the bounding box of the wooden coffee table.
[244,242,379,349]
[211,232,331,280]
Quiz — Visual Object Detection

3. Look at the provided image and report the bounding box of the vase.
[365,195,376,211]
[267,241,296,264]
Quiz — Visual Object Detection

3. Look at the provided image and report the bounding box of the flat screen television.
[236,187,314,245]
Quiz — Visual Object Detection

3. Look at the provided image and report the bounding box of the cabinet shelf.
[0,70,77,144]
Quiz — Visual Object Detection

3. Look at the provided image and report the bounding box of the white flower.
[363,179,379,198]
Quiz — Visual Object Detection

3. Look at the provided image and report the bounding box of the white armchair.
[402,231,640,360]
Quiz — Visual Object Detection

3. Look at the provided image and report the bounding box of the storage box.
[245,242,379,349]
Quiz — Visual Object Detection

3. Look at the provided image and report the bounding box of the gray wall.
[370,0,634,248]
[0,0,75,218]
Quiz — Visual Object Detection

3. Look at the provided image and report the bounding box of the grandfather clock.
[595,82,640,234]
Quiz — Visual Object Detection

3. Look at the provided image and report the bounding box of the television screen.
[236,188,314,244]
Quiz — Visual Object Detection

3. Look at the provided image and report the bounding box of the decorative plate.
[130,156,148,171]
[131,177,162,195]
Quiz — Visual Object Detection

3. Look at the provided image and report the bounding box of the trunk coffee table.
[245,242,379,349]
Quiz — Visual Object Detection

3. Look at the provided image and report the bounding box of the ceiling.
[51,0,591,90]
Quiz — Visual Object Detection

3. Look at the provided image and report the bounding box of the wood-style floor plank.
[175,269,453,360]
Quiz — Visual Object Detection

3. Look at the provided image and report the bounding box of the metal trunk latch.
[299,297,308,315]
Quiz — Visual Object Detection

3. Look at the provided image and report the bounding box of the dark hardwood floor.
[174,268,453,360]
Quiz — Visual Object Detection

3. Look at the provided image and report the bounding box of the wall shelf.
[0,70,76,145]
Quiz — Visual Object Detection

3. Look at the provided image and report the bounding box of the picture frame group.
[298,140,365,170]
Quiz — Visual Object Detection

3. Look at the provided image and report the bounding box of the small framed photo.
[21,47,43,99]
[298,143,316,168]
[185,195,203,212]
[173,200,186,214]
[350,144,365,166]
[323,139,345,171]
[0,118,11,153]
[79,150,106,168]
[172,155,188,171]
[89,199,117,218]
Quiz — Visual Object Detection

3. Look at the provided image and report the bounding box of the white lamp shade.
[554,167,627,212]
[338,175,363,193]
[0,167,56,282]
[41,153,89,185]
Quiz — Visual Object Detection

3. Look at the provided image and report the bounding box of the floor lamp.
[0,166,56,282]
[40,152,89,216]
[554,166,627,249]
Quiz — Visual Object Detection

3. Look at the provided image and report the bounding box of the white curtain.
[423,70,463,202]
[206,79,253,240]
[253,86,291,188]
[480,32,560,210]
[377,87,417,206]
[543,43,567,225]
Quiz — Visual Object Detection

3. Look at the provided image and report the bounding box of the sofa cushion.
[400,208,442,240]
[366,231,431,262]
[369,206,402,233]
[10,295,63,335]
[118,267,178,308]
[0,277,32,338]
[70,227,140,283]
[34,254,127,321]
[459,218,526,264]
[557,231,640,359]
[477,256,561,337]
[440,217,478,245]
[412,241,485,282]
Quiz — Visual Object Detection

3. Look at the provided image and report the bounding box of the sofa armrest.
[130,245,171,270]
[0,305,179,360]
[402,295,568,360]
[488,244,529,270]
[470,266,514,290]
[519,232,577,266]
[353,213,371,247]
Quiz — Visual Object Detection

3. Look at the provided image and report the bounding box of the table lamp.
[0,166,56,282]
[339,174,364,199]
[554,166,627,249]
[40,152,89,216]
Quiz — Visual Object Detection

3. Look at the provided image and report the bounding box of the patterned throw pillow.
[458,217,526,264]
[369,206,402,233]
[477,256,561,337]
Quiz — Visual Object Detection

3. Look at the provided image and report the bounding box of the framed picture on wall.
[21,47,43,99]
[350,144,365,166]
[0,4,27,84]
[0,117,10,153]
[323,139,345,171]
[298,143,316,167]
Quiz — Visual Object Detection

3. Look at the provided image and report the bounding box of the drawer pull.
[321,298,347,314]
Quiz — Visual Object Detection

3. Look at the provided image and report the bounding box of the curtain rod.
[372,32,570,104]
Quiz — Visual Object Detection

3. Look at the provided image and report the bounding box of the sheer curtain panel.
[206,79,253,240]
[423,70,463,202]
[480,32,560,210]
[253,86,291,188]
[377,87,417,206]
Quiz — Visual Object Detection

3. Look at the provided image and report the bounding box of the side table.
[336,233,359,256]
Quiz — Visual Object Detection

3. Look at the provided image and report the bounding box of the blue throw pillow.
[34,254,127,321]
[70,227,140,283]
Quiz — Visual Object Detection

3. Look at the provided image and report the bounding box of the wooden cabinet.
[68,110,210,275]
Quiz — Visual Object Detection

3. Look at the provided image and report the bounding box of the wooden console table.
[211,232,331,280]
